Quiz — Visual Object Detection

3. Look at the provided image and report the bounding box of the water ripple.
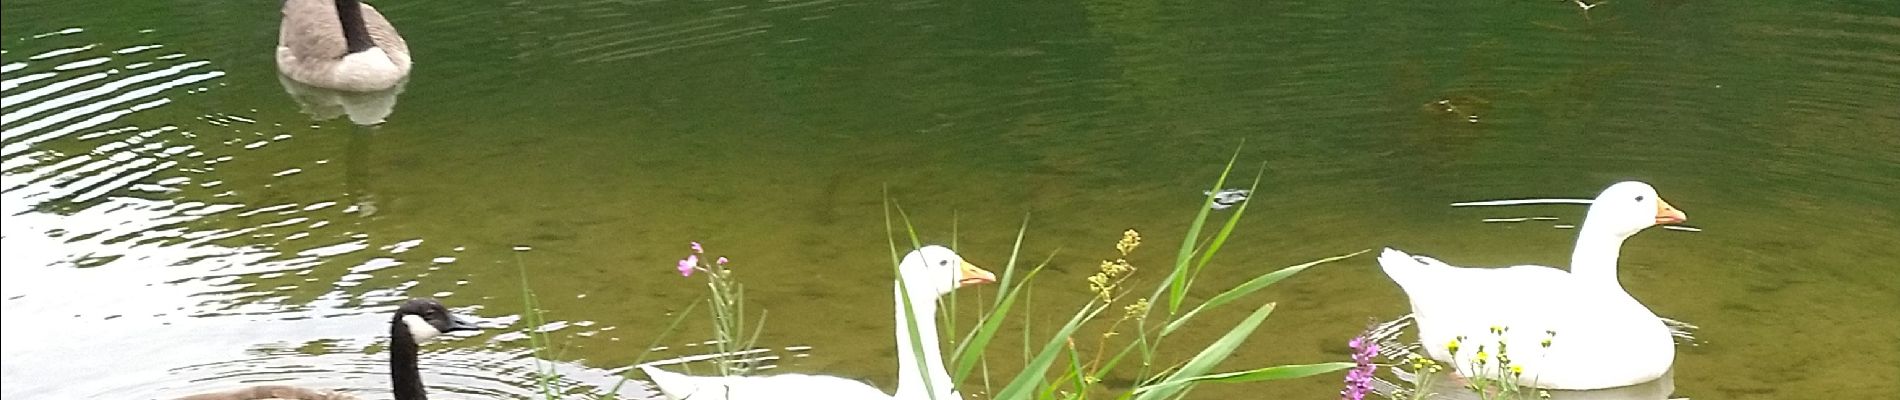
[0,27,496,399]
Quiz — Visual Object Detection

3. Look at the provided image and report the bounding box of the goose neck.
[333,0,376,54]
[1569,225,1630,287]
[892,282,954,400]
[389,317,428,400]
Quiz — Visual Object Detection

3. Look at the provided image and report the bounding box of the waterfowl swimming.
[641,245,997,400]
[1204,189,1251,210]
[176,298,481,400]
[1377,181,1686,390]
[278,0,411,92]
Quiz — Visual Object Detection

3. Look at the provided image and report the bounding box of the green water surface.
[3,0,1896,399]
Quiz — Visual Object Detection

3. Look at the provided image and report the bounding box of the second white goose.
[1378,181,1687,390]
[641,245,996,400]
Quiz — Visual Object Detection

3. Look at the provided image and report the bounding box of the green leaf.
[884,193,941,399]
[992,303,1104,400]
[1136,362,1355,394]
[949,216,1040,377]
[950,261,1046,385]
[1177,164,1265,303]
[1162,249,1369,336]
[1133,302,1276,400]
[1165,149,1240,314]
[994,216,1032,310]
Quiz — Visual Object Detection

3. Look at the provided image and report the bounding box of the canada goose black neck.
[388,313,428,400]
[333,0,376,54]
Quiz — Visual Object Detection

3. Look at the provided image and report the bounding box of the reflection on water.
[1452,196,1707,233]
[0,27,622,399]
[344,124,379,218]
[276,74,406,126]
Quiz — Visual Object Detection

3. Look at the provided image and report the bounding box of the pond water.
[3,0,1896,399]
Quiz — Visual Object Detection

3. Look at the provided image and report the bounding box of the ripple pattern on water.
[0,27,577,400]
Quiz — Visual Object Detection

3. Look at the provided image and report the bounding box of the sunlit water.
[4,1,1897,399]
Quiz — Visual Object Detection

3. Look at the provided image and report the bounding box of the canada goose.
[278,0,412,92]
[176,298,480,400]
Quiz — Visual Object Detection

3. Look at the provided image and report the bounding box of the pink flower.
[716,257,729,265]
[690,242,703,254]
[677,254,698,277]
[1340,327,1379,400]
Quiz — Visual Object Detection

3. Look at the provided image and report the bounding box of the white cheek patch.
[403,314,442,341]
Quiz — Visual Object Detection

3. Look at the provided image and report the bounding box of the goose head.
[1583,181,1688,238]
[899,245,997,298]
[394,298,481,342]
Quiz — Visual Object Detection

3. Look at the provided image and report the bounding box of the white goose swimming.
[640,245,997,400]
[1378,181,1687,390]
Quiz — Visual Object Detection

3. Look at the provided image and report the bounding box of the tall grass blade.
[951,260,1047,385]
[1178,165,1264,300]
[1133,302,1277,400]
[886,195,941,400]
[992,304,1104,400]
[1135,362,1355,393]
[1164,150,1240,313]
[1162,249,1369,336]
[994,216,1032,310]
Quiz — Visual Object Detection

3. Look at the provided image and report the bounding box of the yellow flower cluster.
[1407,354,1444,373]
[1124,298,1150,318]
[1088,229,1141,302]
[1116,228,1141,256]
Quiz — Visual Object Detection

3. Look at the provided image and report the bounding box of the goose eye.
[938,260,949,267]
[1634,195,1645,202]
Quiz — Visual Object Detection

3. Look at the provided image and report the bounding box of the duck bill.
[1655,198,1687,225]
[956,261,998,287]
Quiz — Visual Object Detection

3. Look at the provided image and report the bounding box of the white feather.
[402,314,440,341]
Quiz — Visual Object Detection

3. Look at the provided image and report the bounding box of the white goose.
[641,245,997,400]
[1378,181,1687,390]
[278,0,412,92]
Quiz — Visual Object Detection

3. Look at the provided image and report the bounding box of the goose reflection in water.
[278,75,403,217]
[277,73,406,126]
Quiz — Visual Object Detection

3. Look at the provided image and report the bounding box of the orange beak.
[1655,198,1687,225]
[956,260,997,288]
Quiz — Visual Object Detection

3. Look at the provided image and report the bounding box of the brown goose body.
[177,385,354,400]
[277,0,411,92]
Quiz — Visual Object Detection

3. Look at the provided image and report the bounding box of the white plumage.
[1378,181,1687,390]
[641,246,996,400]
